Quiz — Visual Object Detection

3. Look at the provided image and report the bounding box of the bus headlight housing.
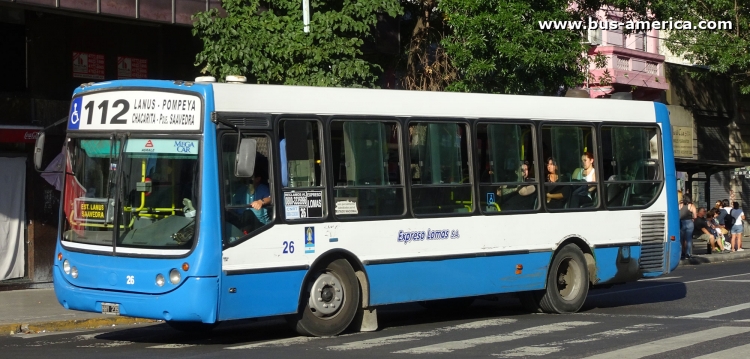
[169,269,181,285]
[63,260,71,274]
[155,274,165,287]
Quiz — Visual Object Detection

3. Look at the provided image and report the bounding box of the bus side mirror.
[235,138,257,177]
[33,132,46,171]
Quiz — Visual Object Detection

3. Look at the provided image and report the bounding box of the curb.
[679,250,750,266]
[0,317,159,336]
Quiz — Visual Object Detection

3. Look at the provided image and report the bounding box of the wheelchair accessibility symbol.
[69,97,82,130]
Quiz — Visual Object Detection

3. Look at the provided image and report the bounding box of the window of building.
[408,122,472,215]
[601,126,662,207]
[476,123,538,213]
[221,133,274,244]
[330,120,404,218]
[541,125,598,210]
[279,119,326,220]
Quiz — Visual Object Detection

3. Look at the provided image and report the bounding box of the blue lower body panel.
[592,246,642,284]
[365,252,552,306]
[218,270,307,321]
[54,265,219,323]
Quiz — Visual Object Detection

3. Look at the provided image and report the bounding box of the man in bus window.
[496,161,535,210]
[232,171,271,228]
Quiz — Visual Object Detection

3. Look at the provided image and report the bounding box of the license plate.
[101,303,120,315]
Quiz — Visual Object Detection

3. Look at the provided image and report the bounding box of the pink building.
[584,10,668,100]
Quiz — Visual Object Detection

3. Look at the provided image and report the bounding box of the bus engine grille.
[639,212,666,272]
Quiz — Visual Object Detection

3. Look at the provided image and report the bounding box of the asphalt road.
[4,260,750,358]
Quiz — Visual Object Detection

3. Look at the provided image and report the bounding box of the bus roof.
[211,83,658,123]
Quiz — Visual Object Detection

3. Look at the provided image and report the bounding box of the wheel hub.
[309,273,344,317]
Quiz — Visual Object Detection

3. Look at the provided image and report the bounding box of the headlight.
[156,274,165,287]
[169,269,181,285]
[63,260,71,274]
[71,267,78,279]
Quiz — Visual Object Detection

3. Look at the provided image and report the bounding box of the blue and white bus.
[36,78,680,336]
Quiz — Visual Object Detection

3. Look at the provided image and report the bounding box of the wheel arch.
[551,235,597,285]
[300,249,371,308]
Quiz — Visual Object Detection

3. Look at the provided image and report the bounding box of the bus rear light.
[156,274,165,287]
[182,263,189,271]
[57,253,63,261]
[670,236,676,241]
[169,269,181,285]
[63,260,71,274]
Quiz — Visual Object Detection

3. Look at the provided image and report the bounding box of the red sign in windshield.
[0,129,41,143]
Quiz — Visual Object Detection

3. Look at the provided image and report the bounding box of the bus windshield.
[62,137,200,252]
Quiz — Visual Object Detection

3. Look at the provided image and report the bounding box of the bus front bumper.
[53,265,219,323]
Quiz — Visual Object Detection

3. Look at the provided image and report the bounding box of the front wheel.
[522,244,589,313]
[291,258,360,337]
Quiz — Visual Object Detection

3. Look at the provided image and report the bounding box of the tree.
[652,0,750,94]
[192,0,402,87]
[438,0,591,95]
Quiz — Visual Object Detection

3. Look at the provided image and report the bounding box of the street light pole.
[303,0,310,33]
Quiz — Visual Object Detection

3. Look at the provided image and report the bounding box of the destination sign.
[68,91,202,131]
[73,198,110,223]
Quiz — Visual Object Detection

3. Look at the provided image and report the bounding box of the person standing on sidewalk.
[694,207,722,254]
[729,202,745,252]
[679,197,697,259]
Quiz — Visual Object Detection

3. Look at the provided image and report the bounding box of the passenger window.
[330,120,404,218]
[409,122,472,215]
[476,123,537,213]
[279,120,326,220]
[221,133,274,244]
[541,125,598,210]
[601,126,662,207]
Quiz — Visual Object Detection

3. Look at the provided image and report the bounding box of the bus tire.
[538,244,589,313]
[293,258,359,337]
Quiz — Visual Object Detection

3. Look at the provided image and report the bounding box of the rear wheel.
[522,244,589,313]
[291,258,359,337]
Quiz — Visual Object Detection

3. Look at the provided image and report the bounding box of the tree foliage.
[651,0,750,94]
[438,0,591,95]
[192,0,401,87]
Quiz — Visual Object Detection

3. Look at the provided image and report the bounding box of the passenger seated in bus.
[569,152,596,208]
[545,157,570,209]
[496,161,535,210]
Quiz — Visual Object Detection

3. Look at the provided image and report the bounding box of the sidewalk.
[0,289,156,336]
[679,238,750,266]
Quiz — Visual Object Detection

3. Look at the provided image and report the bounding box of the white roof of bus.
[211,83,657,123]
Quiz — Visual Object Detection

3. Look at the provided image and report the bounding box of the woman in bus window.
[545,157,570,209]
[570,152,596,208]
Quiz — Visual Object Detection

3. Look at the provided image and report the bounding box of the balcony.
[587,46,669,98]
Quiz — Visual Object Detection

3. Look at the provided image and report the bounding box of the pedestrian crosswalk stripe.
[327,318,516,351]
[225,336,318,350]
[692,343,750,359]
[493,324,661,358]
[680,303,750,319]
[580,326,750,359]
[148,344,197,349]
[393,321,597,354]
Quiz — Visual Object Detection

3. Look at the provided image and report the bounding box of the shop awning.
[675,159,750,175]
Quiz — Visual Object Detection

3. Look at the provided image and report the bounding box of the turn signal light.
[670,235,676,241]
[182,262,190,271]
[515,264,523,275]
[58,253,63,261]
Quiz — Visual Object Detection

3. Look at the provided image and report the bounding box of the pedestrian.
[729,202,745,252]
[694,207,722,254]
[679,196,696,259]
[719,199,733,249]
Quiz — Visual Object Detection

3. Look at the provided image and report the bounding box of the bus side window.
[330,120,404,218]
[280,120,326,220]
[221,133,274,245]
[541,125,598,210]
[409,121,472,215]
[601,126,662,208]
[476,123,538,213]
